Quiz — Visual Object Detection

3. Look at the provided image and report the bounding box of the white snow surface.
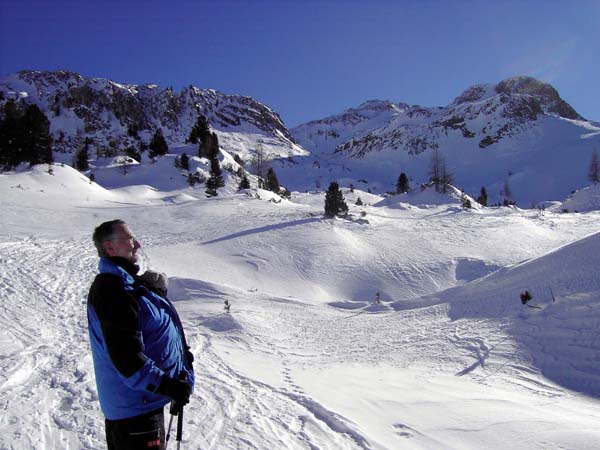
[1,163,600,449]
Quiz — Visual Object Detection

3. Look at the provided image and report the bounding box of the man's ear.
[102,240,116,257]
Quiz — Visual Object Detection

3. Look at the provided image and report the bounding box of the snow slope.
[1,164,600,449]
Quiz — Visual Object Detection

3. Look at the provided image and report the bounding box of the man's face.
[103,223,141,263]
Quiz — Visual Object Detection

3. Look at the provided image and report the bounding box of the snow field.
[1,164,600,449]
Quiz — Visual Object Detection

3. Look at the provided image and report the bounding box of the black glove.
[157,375,191,414]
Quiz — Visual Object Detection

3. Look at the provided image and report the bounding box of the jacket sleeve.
[88,274,164,391]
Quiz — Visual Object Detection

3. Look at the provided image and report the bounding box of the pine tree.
[502,179,513,205]
[252,145,267,189]
[180,152,190,171]
[324,181,348,217]
[189,114,209,144]
[429,148,441,191]
[0,100,21,169]
[265,167,280,193]
[21,104,53,166]
[234,154,244,167]
[74,144,89,171]
[589,149,599,185]
[476,186,488,206]
[149,129,168,157]
[355,197,363,206]
[125,146,141,162]
[238,172,251,190]
[396,172,410,193]
[199,131,219,159]
[205,141,224,197]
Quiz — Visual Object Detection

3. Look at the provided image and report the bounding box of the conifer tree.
[74,144,89,171]
[180,152,190,171]
[324,181,348,217]
[125,146,141,162]
[396,172,410,193]
[252,144,266,189]
[238,172,251,190]
[188,114,209,144]
[265,167,280,193]
[205,137,224,196]
[589,149,599,185]
[234,154,244,167]
[476,186,488,206]
[21,104,53,166]
[149,129,168,157]
[0,100,21,169]
[199,131,219,159]
[502,179,513,205]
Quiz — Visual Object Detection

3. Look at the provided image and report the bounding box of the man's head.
[93,219,141,263]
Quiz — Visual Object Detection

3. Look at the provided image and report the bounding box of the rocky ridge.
[291,76,585,158]
[0,70,299,158]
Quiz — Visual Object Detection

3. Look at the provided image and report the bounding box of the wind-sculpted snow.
[1,165,600,449]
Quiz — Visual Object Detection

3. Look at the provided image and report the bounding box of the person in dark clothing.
[87,220,195,450]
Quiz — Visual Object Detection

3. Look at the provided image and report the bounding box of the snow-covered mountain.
[290,76,600,205]
[0,70,306,162]
[2,71,599,205]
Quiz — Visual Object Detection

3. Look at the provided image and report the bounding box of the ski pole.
[166,409,175,446]
[176,406,184,449]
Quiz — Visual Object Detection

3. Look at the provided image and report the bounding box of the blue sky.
[1,0,598,127]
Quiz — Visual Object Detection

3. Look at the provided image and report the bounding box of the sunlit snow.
[1,161,599,449]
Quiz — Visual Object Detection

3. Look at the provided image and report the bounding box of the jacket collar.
[98,257,140,285]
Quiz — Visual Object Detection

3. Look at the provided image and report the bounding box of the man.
[87,219,194,449]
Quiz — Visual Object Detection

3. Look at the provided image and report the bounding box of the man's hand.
[157,375,191,414]
[139,270,168,296]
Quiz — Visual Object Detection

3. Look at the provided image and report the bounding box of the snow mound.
[374,184,480,209]
[554,183,600,212]
[0,163,112,206]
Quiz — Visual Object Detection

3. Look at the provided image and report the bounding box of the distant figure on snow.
[224,299,231,313]
[87,219,194,449]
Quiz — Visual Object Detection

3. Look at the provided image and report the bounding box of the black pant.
[105,408,165,450]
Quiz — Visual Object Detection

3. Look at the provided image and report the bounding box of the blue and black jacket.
[87,257,194,420]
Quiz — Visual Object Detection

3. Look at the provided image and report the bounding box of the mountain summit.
[292,76,584,158]
[284,76,599,205]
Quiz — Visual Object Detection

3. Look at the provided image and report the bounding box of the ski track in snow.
[0,237,104,449]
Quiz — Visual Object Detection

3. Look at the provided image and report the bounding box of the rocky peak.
[453,84,495,105]
[451,76,582,121]
[495,76,582,120]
